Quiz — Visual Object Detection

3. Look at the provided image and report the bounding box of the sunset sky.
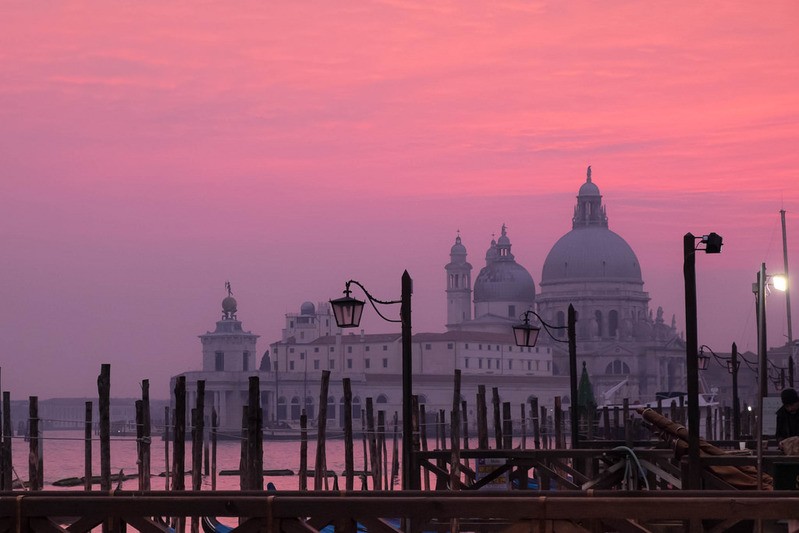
[1,1,797,399]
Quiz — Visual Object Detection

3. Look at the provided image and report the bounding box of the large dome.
[474,261,536,302]
[541,227,642,284]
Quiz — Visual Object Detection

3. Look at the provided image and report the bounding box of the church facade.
[171,168,688,433]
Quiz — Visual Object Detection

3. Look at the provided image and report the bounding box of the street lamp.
[683,231,723,490]
[699,343,741,439]
[753,265,788,490]
[513,304,578,449]
[330,271,417,490]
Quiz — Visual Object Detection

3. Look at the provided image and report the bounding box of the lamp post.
[513,304,578,449]
[330,271,417,490]
[683,232,722,490]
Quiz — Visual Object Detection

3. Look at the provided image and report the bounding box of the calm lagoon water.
[9,429,377,491]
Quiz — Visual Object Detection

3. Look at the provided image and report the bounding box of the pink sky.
[1,1,797,399]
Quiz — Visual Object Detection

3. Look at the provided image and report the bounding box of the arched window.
[605,359,630,375]
[290,397,301,420]
[609,310,619,337]
[352,397,362,422]
[594,310,603,337]
[277,396,287,421]
[304,396,315,420]
[417,394,428,405]
[327,396,335,420]
[376,394,388,404]
[339,397,347,427]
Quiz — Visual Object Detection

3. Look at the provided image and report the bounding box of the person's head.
[782,388,799,412]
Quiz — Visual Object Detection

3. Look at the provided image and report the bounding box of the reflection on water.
[9,429,378,491]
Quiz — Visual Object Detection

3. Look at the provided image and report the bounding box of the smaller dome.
[578,180,600,197]
[222,296,238,314]
[450,235,466,255]
[300,301,316,315]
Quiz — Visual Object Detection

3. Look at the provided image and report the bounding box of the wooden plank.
[121,516,171,533]
[29,518,67,533]
[599,519,653,533]
[358,517,401,533]
[229,518,270,533]
[65,515,105,532]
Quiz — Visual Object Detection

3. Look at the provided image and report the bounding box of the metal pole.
[732,342,740,440]
[756,264,767,491]
[568,305,579,449]
[683,233,701,490]
[781,210,793,349]
[400,270,416,490]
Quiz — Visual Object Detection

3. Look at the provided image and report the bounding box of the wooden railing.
[3,491,799,533]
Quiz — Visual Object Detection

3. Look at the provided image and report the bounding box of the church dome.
[541,227,642,283]
[473,225,536,302]
[300,301,316,315]
[450,235,467,256]
[541,167,643,285]
[474,261,536,301]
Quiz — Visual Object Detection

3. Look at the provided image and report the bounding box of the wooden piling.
[360,410,368,490]
[173,375,186,492]
[554,397,562,449]
[192,381,206,492]
[314,370,330,491]
[531,397,540,450]
[84,401,92,491]
[476,385,488,449]
[299,410,307,491]
[2,392,11,491]
[378,410,387,491]
[492,387,502,449]
[163,406,170,491]
[239,406,248,491]
[136,400,145,490]
[247,376,262,491]
[602,406,610,440]
[343,378,354,491]
[141,379,151,491]
[705,405,712,441]
[419,403,430,490]
[520,403,527,449]
[540,405,548,450]
[29,396,40,491]
[460,400,470,472]
[411,395,422,491]
[502,402,512,450]
[98,364,111,492]
[366,397,380,490]
[211,408,218,491]
[391,411,399,490]
[450,369,461,491]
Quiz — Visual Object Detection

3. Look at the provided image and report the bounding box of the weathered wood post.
[29,396,41,491]
[84,401,92,491]
[419,403,430,490]
[492,387,502,449]
[531,397,540,450]
[411,395,422,490]
[520,403,527,449]
[299,410,308,490]
[378,410,387,490]
[1,392,11,491]
[476,385,488,449]
[540,405,549,449]
[98,364,111,492]
[343,378,354,491]
[366,397,380,490]
[192,380,205,492]
[239,406,248,490]
[450,369,461,491]
[211,407,218,491]
[136,400,145,490]
[460,400,470,472]
[163,406,170,491]
[142,379,151,491]
[360,410,368,490]
[314,370,330,491]
[391,411,399,490]
[502,402,513,450]
[173,375,186,492]
[247,376,262,490]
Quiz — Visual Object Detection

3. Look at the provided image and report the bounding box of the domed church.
[447,167,686,404]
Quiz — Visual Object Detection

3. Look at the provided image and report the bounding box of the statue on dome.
[587,165,592,182]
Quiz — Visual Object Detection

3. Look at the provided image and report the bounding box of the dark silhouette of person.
[776,388,799,441]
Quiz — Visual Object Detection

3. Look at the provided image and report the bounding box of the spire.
[494,224,514,261]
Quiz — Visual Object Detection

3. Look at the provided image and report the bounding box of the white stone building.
[171,168,689,433]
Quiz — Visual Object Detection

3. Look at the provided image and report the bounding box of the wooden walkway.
[3,490,799,533]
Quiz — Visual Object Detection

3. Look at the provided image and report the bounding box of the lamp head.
[772,274,788,292]
[330,284,365,328]
[702,232,723,254]
[513,311,541,347]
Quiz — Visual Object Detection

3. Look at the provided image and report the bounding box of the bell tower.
[445,232,472,327]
